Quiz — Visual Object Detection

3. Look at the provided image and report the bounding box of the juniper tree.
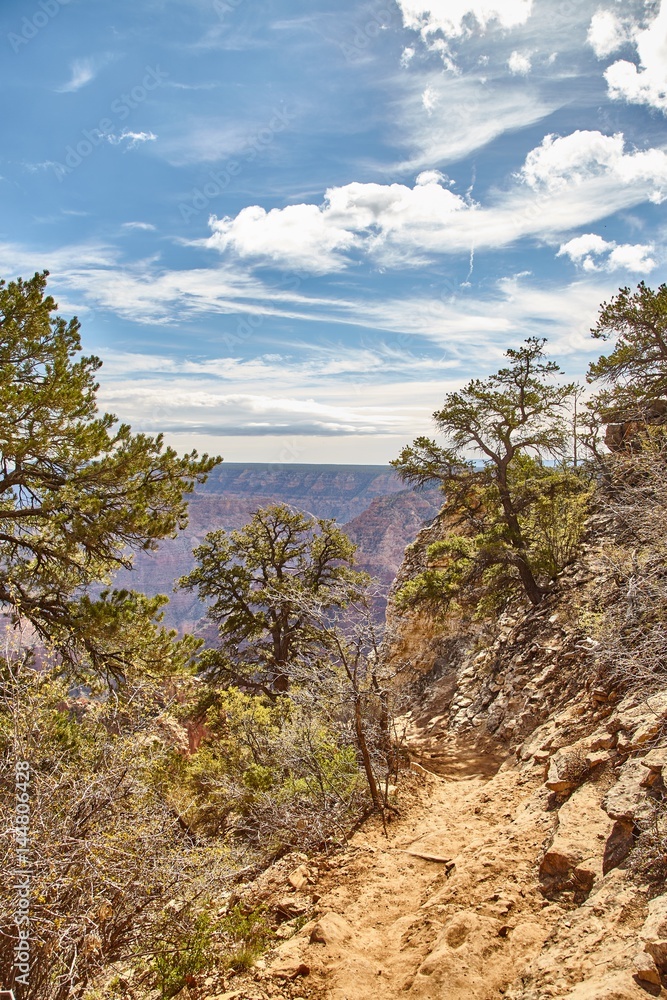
[588,281,667,423]
[0,271,218,679]
[179,503,369,694]
[392,338,579,608]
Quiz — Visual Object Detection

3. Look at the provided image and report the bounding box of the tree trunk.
[354,698,382,811]
[497,479,543,606]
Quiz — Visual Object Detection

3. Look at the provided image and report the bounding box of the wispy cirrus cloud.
[56,55,112,93]
[106,130,158,150]
[391,72,560,171]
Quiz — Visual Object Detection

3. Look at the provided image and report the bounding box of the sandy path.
[265,737,559,1000]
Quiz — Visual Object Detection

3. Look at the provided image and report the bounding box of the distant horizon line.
[209,461,398,469]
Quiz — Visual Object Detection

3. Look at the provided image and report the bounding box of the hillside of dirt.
[194,506,667,1000]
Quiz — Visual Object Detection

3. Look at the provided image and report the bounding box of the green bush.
[219,905,273,972]
[153,913,215,998]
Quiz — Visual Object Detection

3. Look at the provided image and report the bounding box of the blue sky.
[2,0,666,464]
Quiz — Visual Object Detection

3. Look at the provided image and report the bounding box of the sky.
[1,0,666,465]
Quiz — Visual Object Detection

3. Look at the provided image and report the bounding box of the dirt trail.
[253,728,652,1000]
[260,735,553,999]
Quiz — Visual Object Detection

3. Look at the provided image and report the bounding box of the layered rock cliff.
[111,464,442,630]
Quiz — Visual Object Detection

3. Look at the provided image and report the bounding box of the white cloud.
[157,120,252,166]
[107,131,157,150]
[396,0,534,69]
[201,131,667,272]
[400,46,416,67]
[392,73,560,171]
[421,86,437,113]
[77,274,612,447]
[121,222,157,231]
[520,131,667,202]
[607,243,657,273]
[508,50,532,75]
[587,10,629,59]
[557,233,609,262]
[397,0,533,40]
[57,56,109,93]
[206,204,360,274]
[558,233,657,274]
[604,1,667,112]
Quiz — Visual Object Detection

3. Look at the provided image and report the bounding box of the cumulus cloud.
[396,0,533,68]
[558,233,657,273]
[397,0,533,40]
[587,10,629,59]
[603,1,667,112]
[204,174,471,272]
[520,130,667,202]
[206,204,360,274]
[202,131,667,272]
[508,50,532,75]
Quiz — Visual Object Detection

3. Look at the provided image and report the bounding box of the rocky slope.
[201,508,667,1000]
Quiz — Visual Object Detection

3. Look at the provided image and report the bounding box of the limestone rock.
[633,950,661,986]
[287,864,310,892]
[276,895,309,919]
[308,911,353,947]
[545,758,577,794]
[642,894,667,970]
[590,731,616,751]
[602,759,654,824]
[585,751,609,769]
[603,820,636,875]
[540,782,614,898]
[640,748,667,772]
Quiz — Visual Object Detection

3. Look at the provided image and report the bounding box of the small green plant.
[220,904,273,972]
[153,912,215,998]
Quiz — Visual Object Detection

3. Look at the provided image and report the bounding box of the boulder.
[308,911,353,947]
[602,759,654,824]
[633,950,661,986]
[590,732,616,751]
[545,757,579,794]
[540,782,614,898]
[288,864,310,892]
[602,820,636,875]
[642,894,667,970]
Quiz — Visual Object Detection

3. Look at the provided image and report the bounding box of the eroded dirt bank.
[221,713,663,1000]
